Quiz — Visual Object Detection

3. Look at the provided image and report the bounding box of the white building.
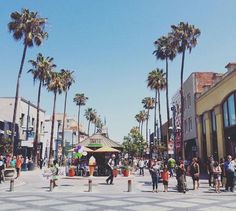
[0,97,45,158]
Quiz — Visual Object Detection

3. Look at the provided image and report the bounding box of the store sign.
[168,140,174,154]
[88,138,103,147]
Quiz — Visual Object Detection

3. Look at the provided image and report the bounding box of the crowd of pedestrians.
[139,154,236,194]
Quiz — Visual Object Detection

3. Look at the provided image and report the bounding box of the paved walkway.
[0,168,235,210]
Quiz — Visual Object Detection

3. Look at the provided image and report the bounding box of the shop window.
[211,110,216,132]
[202,113,206,135]
[223,101,229,127]
[228,94,236,126]
[187,93,191,108]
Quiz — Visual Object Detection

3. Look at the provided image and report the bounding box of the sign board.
[168,140,174,154]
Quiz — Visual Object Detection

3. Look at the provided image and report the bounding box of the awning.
[93,146,120,153]
[68,146,94,153]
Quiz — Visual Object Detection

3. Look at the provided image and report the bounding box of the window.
[211,110,216,132]
[223,101,229,127]
[184,120,187,133]
[228,94,236,126]
[202,113,206,135]
[188,117,192,131]
[222,92,236,128]
[20,113,25,127]
[187,93,191,108]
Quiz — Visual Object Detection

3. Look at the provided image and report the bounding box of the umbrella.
[68,146,94,152]
[94,146,120,153]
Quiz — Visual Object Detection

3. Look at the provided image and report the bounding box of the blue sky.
[1,0,236,143]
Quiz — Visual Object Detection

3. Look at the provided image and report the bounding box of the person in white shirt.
[138,157,145,176]
[106,154,116,185]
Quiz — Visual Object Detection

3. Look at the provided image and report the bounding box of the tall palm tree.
[135,113,142,133]
[73,93,88,142]
[47,72,64,163]
[8,9,48,154]
[135,111,147,137]
[171,22,200,158]
[153,34,176,134]
[147,68,166,143]
[28,53,56,164]
[142,97,155,142]
[84,108,96,136]
[60,69,75,158]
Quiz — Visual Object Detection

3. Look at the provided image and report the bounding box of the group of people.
[146,154,236,194]
[0,154,24,183]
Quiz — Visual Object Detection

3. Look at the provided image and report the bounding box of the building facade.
[171,72,221,160]
[0,97,45,158]
[196,63,236,161]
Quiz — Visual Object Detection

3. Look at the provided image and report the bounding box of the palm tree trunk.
[180,48,186,160]
[49,91,57,166]
[154,90,157,137]
[166,58,170,142]
[77,105,81,143]
[11,44,28,155]
[146,109,149,142]
[33,80,42,165]
[140,121,143,136]
[87,120,91,136]
[61,89,68,160]
[158,89,163,143]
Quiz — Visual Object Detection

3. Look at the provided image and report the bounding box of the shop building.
[196,63,236,161]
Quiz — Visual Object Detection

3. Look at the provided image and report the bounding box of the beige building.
[196,63,236,161]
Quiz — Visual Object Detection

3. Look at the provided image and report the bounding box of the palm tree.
[73,93,88,142]
[153,34,176,134]
[8,9,48,154]
[171,22,200,158]
[84,108,96,136]
[135,113,142,133]
[47,72,64,163]
[142,97,155,143]
[147,68,166,143]
[28,53,56,164]
[135,111,147,137]
[60,69,75,158]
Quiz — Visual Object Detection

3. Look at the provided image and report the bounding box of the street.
[0,168,235,210]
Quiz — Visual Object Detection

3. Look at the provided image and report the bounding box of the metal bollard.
[88,179,92,192]
[128,179,132,192]
[49,179,53,192]
[10,178,14,192]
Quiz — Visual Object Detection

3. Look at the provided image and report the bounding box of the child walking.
[161,165,169,192]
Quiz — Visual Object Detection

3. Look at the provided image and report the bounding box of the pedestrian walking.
[207,156,214,187]
[224,155,235,192]
[168,156,175,177]
[213,161,222,193]
[149,159,160,193]
[0,155,5,183]
[138,157,145,176]
[190,157,200,190]
[106,154,116,185]
[176,160,187,193]
[15,155,23,179]
[161,165,169,192]
[51,160,59,188]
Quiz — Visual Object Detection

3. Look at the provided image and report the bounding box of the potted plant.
[123,165,129,177]
[113,166,118,177]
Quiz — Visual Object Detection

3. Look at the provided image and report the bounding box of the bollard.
[128,179,132,192]
[10,178,14,192]
[88,179,92,192]
[49,179,53,192]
